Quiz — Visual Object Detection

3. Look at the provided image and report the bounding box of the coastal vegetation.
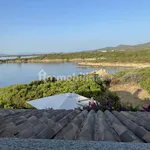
[0,75,107,109]
[1,42,150,66]
[0,74,135,111]
[113,67,150,94]
[34,42,150,63]
[0,70,149,111]
[41,50,150,63]
[110,67,150,111]
[1,49,150,64]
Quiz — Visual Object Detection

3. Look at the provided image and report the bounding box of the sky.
[0,0,150,54]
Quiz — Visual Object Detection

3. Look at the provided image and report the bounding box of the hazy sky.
[0,0,150,54]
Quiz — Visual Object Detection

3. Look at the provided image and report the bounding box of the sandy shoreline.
[0,58,90,63]
[78,62,150,68]
[1,58,150,69]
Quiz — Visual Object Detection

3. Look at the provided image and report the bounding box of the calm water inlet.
[0,63,121,87]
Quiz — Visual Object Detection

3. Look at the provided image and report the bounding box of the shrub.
[0,75,107,109]
[140,78,150,94]
[113,68,150,94]
[119,72,142,84]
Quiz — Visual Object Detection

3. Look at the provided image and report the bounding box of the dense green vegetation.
[36,50,150,63]
[1,47,150,64]
[1,42,150,64]
[0,75,109,109]
[36,42,150,63]
[0,73,147,111]
[113,67,150,94]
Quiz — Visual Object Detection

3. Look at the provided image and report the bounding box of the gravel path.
[0,139,150,150]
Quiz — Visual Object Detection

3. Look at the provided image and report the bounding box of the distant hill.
[98,42,150,51]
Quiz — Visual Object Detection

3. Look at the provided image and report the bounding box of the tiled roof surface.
[0,109,150,143]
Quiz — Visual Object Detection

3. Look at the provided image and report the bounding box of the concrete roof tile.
[0,109,150,143]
